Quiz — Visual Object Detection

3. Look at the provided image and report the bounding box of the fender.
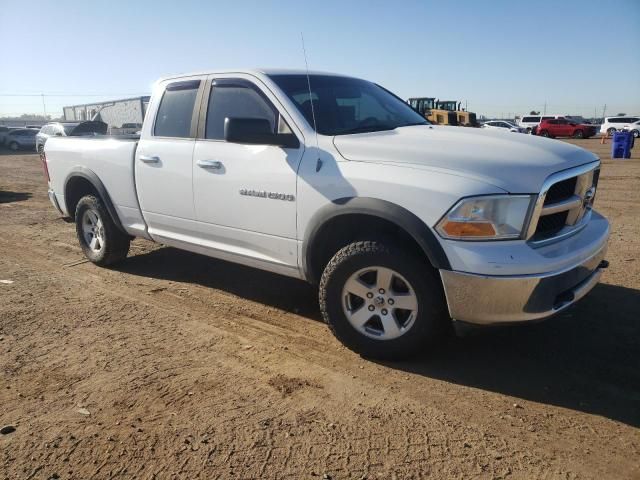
[63,166,127,235]
[302,197,451,282]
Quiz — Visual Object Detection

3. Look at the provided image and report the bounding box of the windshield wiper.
[337,125,397,135]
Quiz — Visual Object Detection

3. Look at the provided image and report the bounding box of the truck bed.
[45,136,146,237]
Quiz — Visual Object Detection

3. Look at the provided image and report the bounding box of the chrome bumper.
[440,244,608,325]
[48,189,64,215]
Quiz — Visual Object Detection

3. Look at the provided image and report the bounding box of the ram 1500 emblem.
[239,189,295,202]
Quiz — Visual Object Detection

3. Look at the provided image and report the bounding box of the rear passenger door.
[135,76,205,241]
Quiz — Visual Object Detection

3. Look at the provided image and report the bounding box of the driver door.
[191,75,305,274]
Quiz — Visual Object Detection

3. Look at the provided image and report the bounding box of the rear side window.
[205,81,276,140]
[154,80,200,138]
[522,116,539,122]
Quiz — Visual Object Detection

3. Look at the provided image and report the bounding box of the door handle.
[197,159,223,170]
[139,155,160,164]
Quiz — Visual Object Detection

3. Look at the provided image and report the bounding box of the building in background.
[63,96,150,133]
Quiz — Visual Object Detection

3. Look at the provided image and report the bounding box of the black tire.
[540,130,550,137]
[573,129,584,139]
[9,142,19,151]
[526,127,532,134]
[632,129,639,138]
[75,195,130,266]
[319,240,448,360]
[607,128,616,137]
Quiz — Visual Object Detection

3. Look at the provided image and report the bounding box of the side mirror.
[224,117,299,149]
[55,132,63,136]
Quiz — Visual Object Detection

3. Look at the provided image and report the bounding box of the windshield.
[269,74,428,135]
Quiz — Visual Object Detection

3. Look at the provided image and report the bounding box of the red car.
[535,118,598,139]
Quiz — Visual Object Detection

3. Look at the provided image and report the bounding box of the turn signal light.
[440,221,496,237]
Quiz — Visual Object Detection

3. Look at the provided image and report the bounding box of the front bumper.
[439,217,609,325]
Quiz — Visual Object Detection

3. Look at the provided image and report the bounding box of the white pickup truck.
[43,69,609,359]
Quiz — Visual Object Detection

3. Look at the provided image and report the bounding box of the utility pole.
[41,94,47,118]
[543,102,547,115]
[602,104,607,120]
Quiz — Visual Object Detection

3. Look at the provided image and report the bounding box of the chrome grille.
[527,162,600,245]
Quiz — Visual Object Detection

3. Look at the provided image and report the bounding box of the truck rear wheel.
[319,240,448,360]
[75,195,130,266]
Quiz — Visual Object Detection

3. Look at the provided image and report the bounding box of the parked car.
[600,116,640,137]
[36,121,108,152]
[622,119,640,138]
[0,126,23,145]
[4,128,38,151]
[42,69,609,359]
[536,118,598,138]
[481,121,524,133]
[517,115,555,133]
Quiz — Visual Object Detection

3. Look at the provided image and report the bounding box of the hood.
[333,125,598,192]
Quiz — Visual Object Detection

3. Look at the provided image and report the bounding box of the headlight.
[436,195,533,240]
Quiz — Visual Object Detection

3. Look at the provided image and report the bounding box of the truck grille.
[545,177,577,203]
[528,163,600,244]
[534,211,569,239]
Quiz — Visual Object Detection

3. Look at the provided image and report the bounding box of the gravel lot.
[1,138,639,479]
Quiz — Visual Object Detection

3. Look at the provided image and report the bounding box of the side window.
[154,80,200,138]
[557,118,567,124]
[205,82,277,140]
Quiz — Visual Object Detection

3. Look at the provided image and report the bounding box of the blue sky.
[1,0,639,118]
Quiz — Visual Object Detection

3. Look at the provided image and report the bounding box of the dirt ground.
[1,138,639,480]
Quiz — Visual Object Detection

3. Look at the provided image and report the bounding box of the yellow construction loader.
[408,97,477,127]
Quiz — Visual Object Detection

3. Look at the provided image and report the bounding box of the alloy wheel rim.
[341,266,418,340]
[82,209,105,253]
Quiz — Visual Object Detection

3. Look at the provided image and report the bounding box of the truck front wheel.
[75,195,130,266]
[319,240,448,359]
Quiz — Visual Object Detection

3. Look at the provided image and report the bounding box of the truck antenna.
[301,32,321,167]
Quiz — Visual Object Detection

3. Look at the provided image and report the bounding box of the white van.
[518,115,555,133]
[600,116,640,136]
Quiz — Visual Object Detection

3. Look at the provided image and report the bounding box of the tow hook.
[598,260,609,269]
